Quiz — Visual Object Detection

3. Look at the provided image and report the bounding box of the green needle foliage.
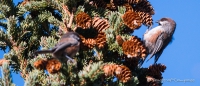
[0,0,166,86]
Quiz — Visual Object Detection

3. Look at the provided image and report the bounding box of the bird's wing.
[34,47,56,55]
[154,49,164,63]
[147,32,165,62]
[34,50,53,55]
[53,38,79,54]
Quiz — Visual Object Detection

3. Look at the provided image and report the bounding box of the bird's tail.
[34,50,53,55]
[138,54,153,67]
[146,53,154,62]
[138,57,147,67]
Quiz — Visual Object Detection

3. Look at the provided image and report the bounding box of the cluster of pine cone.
[103,63,132,83]
[34,58,62,74]
[90,0,154,27]
[147,63,167,80]
[21,0,169,85]
[75,12,109,49]
[75,0,154,53]
[116,35,147,69]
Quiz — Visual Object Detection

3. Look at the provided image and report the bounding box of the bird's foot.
[65,55,75,63]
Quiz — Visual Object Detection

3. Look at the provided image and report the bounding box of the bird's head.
[156,17,176,35]
[156,18,176,27]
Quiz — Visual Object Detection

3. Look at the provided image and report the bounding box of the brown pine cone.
[77,27,107,49]
[34,59,47,70]
[80,35,96,49]
[75,12,92,29]
[134,0,155,15]
[136,11,153,26]
[46,58,62,74]
[122,11,142,30]
[103,64,132,83]
[122,36,147,59]
[92,17,110,33]
[148,63,167,79]
[115,65,132,83]
[102,63,118,77]
[76,27,98,50]
[96,32,107,49]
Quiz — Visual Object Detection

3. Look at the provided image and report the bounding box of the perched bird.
[35,32,81,62]
[141,17,176,65]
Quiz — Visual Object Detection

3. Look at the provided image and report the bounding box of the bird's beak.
[156,20,161,25]
[156,20,159,23]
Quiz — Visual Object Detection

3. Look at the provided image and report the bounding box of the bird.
[141,17,176,65]
[34,31,81,62]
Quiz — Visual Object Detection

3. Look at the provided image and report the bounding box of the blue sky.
[0,0,200,86]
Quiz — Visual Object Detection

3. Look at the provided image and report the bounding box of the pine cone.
[102,64,117,77]
[116,35,124,46]
[77,26,107,49]
[136,11,153,26]
[134,0,155,15]
[92,17,110,33]
[122,11,142,30]
[96,32,107,49]
[80,35,96,49]
[46,59,62,74]
[103,64,132,83]
[131,0,154,26]
[115,65,132,83]
[76,12,92,29]
[148,63,167,79]
[34,59,47,70]
[76,27,98,50]
[122,36,147,59]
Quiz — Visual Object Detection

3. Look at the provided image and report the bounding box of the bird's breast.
[144,26,163,44]
[143,26,163,52]
[64,43,80,57]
